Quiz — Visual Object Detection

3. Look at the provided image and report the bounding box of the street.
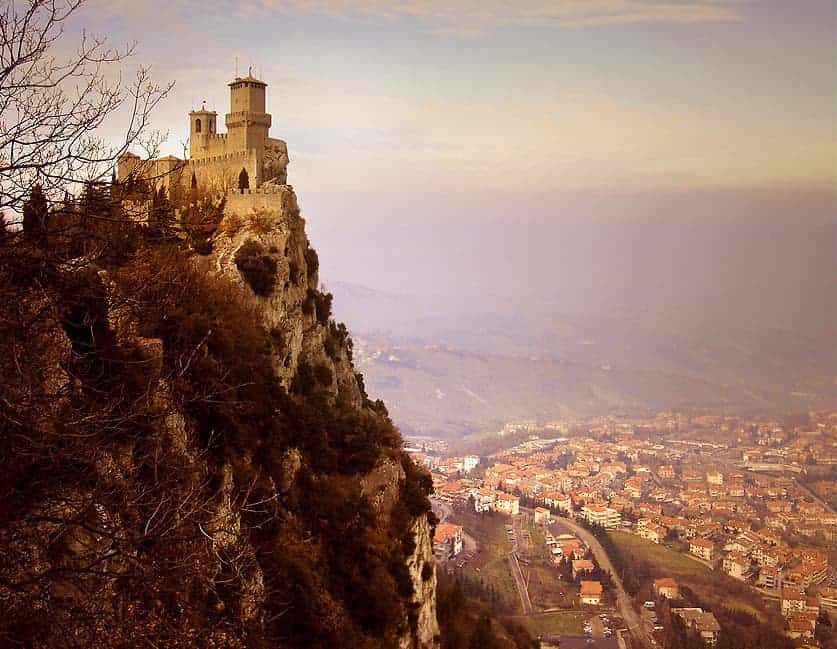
[555,515,656,649]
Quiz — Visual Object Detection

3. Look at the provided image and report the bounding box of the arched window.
[195,118,202,133]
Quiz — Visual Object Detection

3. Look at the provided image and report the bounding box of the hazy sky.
[70,1,836,339]
[81,0,836,198]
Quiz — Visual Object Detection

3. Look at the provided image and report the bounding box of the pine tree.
[22,184,49,244]
[150,185,175,240]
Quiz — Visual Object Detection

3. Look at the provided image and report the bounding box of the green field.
[520,522,579,610]
[518,610,589,637]
[524,560,579,610]
[449,509,522,612]
[609,531,768,620]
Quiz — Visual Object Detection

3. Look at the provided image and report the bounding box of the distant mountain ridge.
[330,281,837,438]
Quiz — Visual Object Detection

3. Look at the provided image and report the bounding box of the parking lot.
[584,612,615,639]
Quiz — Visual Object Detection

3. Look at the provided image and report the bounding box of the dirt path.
[508,546,533,614]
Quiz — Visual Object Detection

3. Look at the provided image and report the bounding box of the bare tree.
[0,0,173,215]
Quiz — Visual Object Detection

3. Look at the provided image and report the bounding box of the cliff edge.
[0,183,439,648]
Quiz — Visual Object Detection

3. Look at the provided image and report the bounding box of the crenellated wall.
[188,150,257,192]
[221,185,297,219]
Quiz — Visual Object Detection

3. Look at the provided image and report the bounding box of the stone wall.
[197,133,231,158]
[188,150,257,192]
[220,186,291,218]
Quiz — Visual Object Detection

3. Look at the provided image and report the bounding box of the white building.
[434,523,464,560]
[462,455,480,473]
[471,488,495,513]
[494,493,520,516]
[582,504,621,529]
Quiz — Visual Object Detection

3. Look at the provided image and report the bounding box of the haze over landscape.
[315,202,837,435]
[76,0,837,437]
[3,1,837,648]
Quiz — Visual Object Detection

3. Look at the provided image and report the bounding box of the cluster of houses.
[409,452,479,476]
[779,584,837,640]
[427,441,835,597]
[651,579,723,647]
[418,411,837,642]
[780,583,829,640]
[542,530,609,606]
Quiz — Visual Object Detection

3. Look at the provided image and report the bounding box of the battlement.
[205,184,292,204]
[218,184,297,222]
[223,186,288,196]
[188,150,250,167]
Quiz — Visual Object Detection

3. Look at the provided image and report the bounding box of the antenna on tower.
[235,56,239,77]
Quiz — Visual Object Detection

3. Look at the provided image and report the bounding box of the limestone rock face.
[400,513,440,649]
[205,186,363,410]
[206,186,439,648]
[361,456,405,521]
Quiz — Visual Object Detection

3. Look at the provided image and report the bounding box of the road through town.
[555,516,655,649]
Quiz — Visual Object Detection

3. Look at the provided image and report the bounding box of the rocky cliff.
[0,184,439,648]
[208,185,440,648]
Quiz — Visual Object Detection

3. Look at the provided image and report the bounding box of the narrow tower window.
[195,118,202,133]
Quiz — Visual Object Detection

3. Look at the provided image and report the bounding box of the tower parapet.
[225,75,272,155]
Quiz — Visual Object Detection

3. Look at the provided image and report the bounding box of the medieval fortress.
[118,73,289,194]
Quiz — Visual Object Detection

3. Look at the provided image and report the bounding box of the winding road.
[435,500,651,645]
[554,515,656,649]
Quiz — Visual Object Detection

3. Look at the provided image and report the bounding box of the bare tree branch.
[0,0,173,214]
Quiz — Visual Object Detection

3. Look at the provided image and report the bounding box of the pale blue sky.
[82,0,836,198]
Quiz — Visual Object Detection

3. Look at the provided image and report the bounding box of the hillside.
[349,332,836,438]
[0,186,439,648]
[330,282,837,437]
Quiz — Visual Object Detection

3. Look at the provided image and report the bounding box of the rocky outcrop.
[205,186,363,410]
[401,513,440,649]
[208,186,439,648]
[0,181,438,648]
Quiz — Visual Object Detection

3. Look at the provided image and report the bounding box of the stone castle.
[117,72,289,192]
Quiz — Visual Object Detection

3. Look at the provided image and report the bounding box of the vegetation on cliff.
[0,176,435,648]
[0,3,438,647]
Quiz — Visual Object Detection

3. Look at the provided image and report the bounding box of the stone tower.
[226,74,272,155]
[188,104,218,159]
[118,73,288,191]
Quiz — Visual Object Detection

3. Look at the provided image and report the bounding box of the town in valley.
[412,410,837,648]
